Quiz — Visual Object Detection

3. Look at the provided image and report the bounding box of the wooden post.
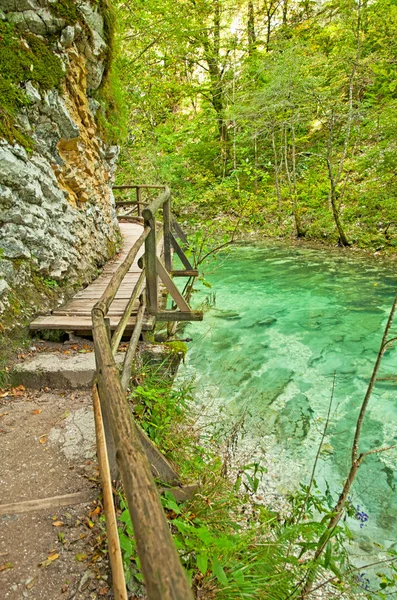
[104,317,111,342]
[92,384,127,600]
[120,295,146,391]
[163,194,172,272]
[92,311,194,600]
[136,186,142,217]
[94,356,117,478]
[144,217,158,314]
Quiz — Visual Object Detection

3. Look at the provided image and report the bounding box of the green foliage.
[115,360,391,598]
[163,340,188,358]
[0,20,64,147]
[94,1,127,144]
[43,278,59,290]
[50,0,81,24]
[130,365,190,450]
[115,0,397,252]
[94,65,127,144]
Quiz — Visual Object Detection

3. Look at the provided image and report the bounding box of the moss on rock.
[164,340,188,358]
[50,0,81,24]
[0,21,65,147]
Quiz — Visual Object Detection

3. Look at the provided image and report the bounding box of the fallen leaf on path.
[54,411,69,425]
[52,521,64,527]
[0,562,13,571]
[84,518,94,529]
[0,412,9,418]
[31,409,42,415]
[75,553,87,562]
[26,577,36,589]
[39,553,59,567]
[98,587,109,595]
[39,435,47,444]
[11,385,25,396]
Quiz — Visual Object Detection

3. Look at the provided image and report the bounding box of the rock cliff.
[0,0,121,331]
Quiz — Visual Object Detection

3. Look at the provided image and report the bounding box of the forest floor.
[0,341,114,600]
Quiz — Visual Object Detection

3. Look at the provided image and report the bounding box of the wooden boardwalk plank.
[30,315,155,332]
[30,223,155,334]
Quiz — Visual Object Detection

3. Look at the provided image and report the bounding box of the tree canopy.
[114,0,397,251]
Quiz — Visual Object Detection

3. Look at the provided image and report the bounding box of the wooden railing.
[91,186,200,600]
[113,183,165,217]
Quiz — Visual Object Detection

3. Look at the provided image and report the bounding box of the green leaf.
[324,542,332,568]
[196,527,215,545]
[119,534,134,558]
[163,491,181,514]
[197,553,208,575]
[120,509,132,528]
[211,556,228,586]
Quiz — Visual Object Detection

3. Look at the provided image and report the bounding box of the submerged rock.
[257,317,277,327]
[212,309,241,320]
[275,393,314,442]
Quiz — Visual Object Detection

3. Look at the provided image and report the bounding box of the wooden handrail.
[91,185,203,599]
[113,184,166,190]
[113,185,165,217]
[91,185,198,599]
[142,186,171,221]
[92,313,193,600]
[94,227,149,316]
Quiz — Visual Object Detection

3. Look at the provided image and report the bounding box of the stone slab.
[11,351,125,389]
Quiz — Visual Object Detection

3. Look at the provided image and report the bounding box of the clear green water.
[178,243,397,555]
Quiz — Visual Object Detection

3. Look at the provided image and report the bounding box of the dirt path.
[0,346,113,599]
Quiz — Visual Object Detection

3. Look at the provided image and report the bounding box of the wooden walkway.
[30,222,155,334]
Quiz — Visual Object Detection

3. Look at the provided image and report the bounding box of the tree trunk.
[247,0,256,54]
[271,126,282,219]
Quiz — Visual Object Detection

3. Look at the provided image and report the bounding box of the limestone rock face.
[0,0,120,327]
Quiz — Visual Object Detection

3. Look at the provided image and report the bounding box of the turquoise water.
[178,243,397,556]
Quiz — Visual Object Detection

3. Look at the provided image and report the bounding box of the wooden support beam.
[136,425,181,485]
[118,216,144,224]
[171,215,188,246]
[111,269,145,354]
[0,491,94,515]
[171,270,199,277]
[113,185,165,190]
[136,186,142,217]
[142,187,171,221]
[170,232,193,270]
[158,484,198,503]
[144,217,158,314]
[120,296,146,391]
[156,258,190,312]
[163,194,172,272]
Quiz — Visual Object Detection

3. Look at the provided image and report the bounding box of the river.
[177,242,397,561]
